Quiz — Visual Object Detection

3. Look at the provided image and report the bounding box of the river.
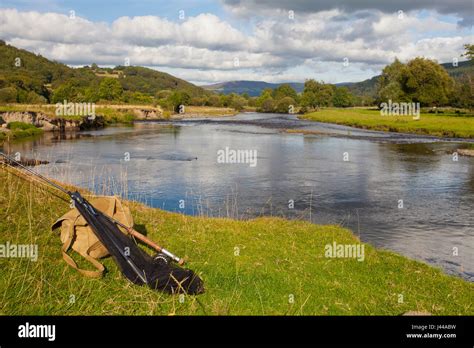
[3,112,474,281]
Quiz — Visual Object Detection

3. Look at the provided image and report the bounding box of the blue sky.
[2,0,227,22]
[1,0,472,84]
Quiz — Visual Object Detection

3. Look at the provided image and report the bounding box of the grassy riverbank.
[0,104,237,122]
[0,122,44,142]
[173,106,237,118]
[0,104,237,144]
[0,168,472,315]
[301,108,474,138]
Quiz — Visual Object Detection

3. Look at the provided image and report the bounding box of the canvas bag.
[52,196,133,278]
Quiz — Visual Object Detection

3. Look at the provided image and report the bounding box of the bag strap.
[61,216,105,278]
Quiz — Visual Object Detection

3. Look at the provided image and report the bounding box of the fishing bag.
[52,196,133,278]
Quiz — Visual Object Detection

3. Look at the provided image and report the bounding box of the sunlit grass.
[0,168,472,315]
[301,108,474,138]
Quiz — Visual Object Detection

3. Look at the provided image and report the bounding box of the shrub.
[0,87,17,102]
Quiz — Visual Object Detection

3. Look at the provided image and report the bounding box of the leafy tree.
[451,73,474,110]
[377,58,407,102]
[301,80,333,108]
[258,98,275,112]
[98,78,123,101]
[206,94,221,107]
[402,58,454,106]
[274,96,296,113]
[83,87,99,103]
[300,90,316,108]
[273,84,297,101]
[231,95,247,111]
[0,86,17,102]
[256,88,273,107]
[26,91,47,104]
[332,87,354,107]
[123,91,154,104]
[377,57,455,106]
[462,44,474,61]
[218,94,232,107]
[51,82,77,103]
[190,96,207,106]
[247,97,258,107]
[167,91,191,112]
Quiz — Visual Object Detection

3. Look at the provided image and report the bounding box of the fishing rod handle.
[160,248,185,265]
[125,226,185,265]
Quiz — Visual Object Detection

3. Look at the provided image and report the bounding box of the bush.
[6,122,43,139]
[258,98,275,113]
[25,91,47,104]
[0,87,18,102]
[274,97,296,113]
[7,122,37,130]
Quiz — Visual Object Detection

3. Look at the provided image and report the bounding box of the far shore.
[0,104,239,142]
[2,105,474,158]
[300,107,474,139]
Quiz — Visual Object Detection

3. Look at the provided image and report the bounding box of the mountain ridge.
[0,41,207,103]
[202,61,473,97]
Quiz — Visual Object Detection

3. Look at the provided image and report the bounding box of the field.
[301,108,474,138]
[172,106,237,118]
[0,167,473,315]
[0,104,237,123]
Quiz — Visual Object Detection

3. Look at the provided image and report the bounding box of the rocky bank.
[0,111,105,131]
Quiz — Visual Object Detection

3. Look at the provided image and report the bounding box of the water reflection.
[2,113,473,281]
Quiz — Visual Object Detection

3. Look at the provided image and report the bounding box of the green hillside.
[116,66,204,96]
[0,41,207,104]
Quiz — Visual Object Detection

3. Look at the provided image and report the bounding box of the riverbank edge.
[0,104,239,143]
[0,167,472,315]
[300,108,474,139]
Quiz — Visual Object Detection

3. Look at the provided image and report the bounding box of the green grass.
[301,108,474,138]
[0,104,237,125]
[2,122,43,140]
[0,168,472,315]
[95,107,136,124]
[0,104,140,126]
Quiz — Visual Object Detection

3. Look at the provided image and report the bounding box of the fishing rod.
[0,151,185,265]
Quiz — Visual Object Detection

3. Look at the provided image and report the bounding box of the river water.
[4,112,474,280]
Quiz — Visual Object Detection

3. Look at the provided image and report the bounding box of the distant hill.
[1,41,471,104]
[0,41,207,103]
[202,61,473,98]
[203,80,304,96]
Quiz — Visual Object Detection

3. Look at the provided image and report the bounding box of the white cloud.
[0,8,471,84]
[0,9,109,44]
[111,13,247,50]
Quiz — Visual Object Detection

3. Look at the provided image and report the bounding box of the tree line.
[0,40,472,112]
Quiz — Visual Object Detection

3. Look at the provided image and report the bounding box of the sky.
[0,0,472,85]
